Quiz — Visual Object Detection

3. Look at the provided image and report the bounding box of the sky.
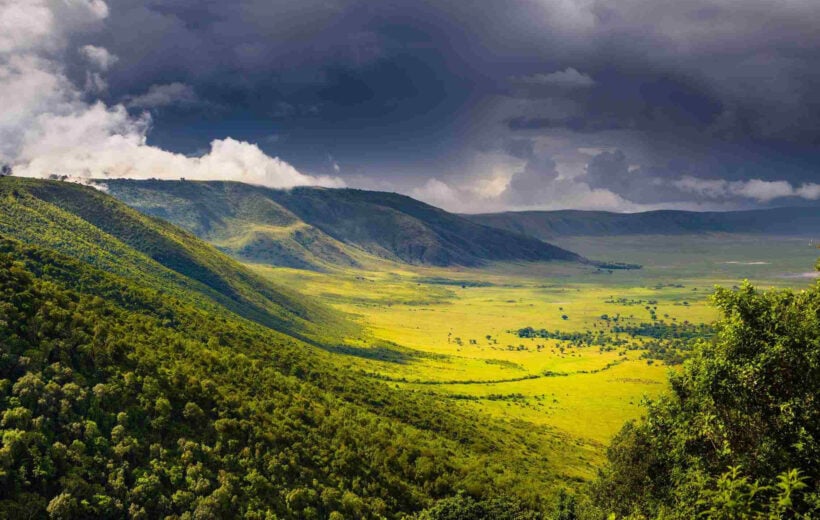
[2,0,820,213]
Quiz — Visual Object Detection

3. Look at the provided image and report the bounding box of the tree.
[592,271,820,518]
[413,493,541,520]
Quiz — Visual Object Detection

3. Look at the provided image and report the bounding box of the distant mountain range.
[103,179,582,269]
[466,207,820,241]
[99,179,820,271]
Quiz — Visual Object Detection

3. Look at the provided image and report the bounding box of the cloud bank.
[408,144,820,214]
[0,0,342,190]
[673,176,820,203]
[79,44,117,70]
[2,0,818,213]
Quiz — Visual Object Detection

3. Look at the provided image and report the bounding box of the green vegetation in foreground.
[0,177,817,518]
[588,276,820,518]
[0,178,570,517]
[403,268,820,518]
[0,238,517,518]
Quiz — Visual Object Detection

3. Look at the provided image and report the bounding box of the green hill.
[0,177,346,343]
[102,179,361,271]
[103,179,582,268]
[467,207,820,241]
[0,177,559,518]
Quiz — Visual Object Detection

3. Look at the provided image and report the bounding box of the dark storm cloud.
[54,0,820,209]
[502,149,560,206]
[583,150,678,204]
[507,115,628,134]
[60,0,480,175]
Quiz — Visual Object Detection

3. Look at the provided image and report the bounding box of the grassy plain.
[252,234,818,481]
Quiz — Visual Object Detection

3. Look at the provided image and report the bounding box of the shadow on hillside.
[323,344,422,364]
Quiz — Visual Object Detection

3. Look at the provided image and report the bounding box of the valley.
[6,1,820,515]
[99,178,820,483]
[0,176,816,518]
[251,233,818,479]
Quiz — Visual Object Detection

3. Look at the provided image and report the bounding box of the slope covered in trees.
[589,273,820,519]
[103,179,362,271]
[103,179,582,268]
[0,178,562,518]
[1,177,817,518]
[0,177,345,343]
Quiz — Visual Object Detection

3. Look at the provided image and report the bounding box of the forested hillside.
[103,179,582,269]
[0,177,340,342]
[0,178,556,518]
[0,177,817,518]
[103,179,362,271]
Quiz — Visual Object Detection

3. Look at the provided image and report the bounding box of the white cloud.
[796,183,820,199]
[672,176,730,199]
[409,151,655,214]
[512,67,595,89]
[0,0,108,54]
[410,174,650,214]
[1,0,341,191]
[729,179,794,202]
[0,1,54,54]
[79,44,118,70]
[15,134,344,188]
[673,176,820,202]
[126,82,198,109]
[411,178,465,211]
[0,54,74,162]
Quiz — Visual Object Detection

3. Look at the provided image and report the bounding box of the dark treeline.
[517,321,711,343]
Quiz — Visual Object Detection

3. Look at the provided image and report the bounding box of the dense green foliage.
[0,241,464,517]
[0,178,559,518]
[591,278,820,518]
[411,493,543,519]
[104,179,581,268]
[0,177,343,342]
[2,177,817,518]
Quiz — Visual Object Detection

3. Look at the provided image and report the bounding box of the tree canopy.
[592,272,820,518]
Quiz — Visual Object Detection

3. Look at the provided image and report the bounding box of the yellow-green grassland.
[253,234,819,483]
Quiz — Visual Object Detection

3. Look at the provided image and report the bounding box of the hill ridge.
[102,179,583,269]
[0,176,347,342]
[466,206,820,240]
